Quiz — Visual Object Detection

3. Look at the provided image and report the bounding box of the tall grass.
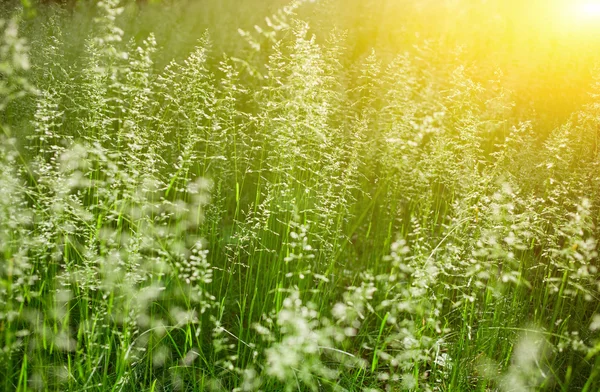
[0,0,599,391]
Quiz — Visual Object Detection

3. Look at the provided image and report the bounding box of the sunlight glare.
[575,2,600,19]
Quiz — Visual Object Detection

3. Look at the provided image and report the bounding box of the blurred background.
[9,0,600,134]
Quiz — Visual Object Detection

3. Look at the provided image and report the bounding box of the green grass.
[0,0,599,391]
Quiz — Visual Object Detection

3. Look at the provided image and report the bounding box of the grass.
[0,0,599,391]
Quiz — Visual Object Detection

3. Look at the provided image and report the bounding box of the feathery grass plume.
[0,16,35,108]
[499,328,552,392]
[2,0,600,390]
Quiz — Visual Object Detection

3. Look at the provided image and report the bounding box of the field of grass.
[1,0,600,391]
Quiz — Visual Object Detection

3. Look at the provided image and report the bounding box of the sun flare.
[575,1,600,19]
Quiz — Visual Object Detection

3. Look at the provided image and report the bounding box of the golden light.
[547,0,600,34]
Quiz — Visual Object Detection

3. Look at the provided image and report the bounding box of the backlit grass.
[1,1,600,391]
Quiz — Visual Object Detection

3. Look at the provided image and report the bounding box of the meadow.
[0,0,600,390]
